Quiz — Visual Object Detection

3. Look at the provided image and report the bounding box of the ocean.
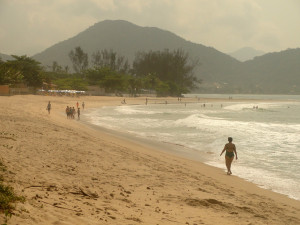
[83,94,300,201]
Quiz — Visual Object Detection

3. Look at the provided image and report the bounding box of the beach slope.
[0,95,299,225]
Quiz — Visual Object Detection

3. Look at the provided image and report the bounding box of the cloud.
[0,0,299,55]
[89,0,116,11]
[0,0,100,55]
[118,0,152,13]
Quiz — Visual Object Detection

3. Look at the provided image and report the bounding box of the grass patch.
[0,183,25,212]
[0,161,6,172]
[0,160,25,224]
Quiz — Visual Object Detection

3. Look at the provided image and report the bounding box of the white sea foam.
[115,106,160,115]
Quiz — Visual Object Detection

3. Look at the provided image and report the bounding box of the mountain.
[0,53,13,61]
[32,20,300,94]
[240,48,300,94]
[33,20,241,84]
[228,47,265,62]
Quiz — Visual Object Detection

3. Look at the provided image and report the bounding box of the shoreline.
[80,112,207,164]
[1,95,299,224]
[81,99,300,201]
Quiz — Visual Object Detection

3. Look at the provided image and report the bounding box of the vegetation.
[0,160,25,224]
[49,61,69,74]
[1,47,199,96]
[0,55,45,88]
[81,47,199,96]
[0,55,46,95]
[133,49,200,96]
[53,77,88,91]
[92,49,130,73]
[7,55,44,90]
[68,46,89,74]
[0,60,24,85]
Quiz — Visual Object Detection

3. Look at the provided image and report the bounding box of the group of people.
[65,106,79,119]
[46,101,85,119]
[65,102,85,120]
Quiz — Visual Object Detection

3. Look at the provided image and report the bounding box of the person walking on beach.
[77,108,80,120]
[72,107,76,119]
[46,101,51,114]
[220,137,238,175]
[66,106,70,118]
[82,102,85,110]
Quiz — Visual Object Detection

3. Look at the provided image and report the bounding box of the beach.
[0,95,299,225]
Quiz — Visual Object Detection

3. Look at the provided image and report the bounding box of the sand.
[0,95,299,225]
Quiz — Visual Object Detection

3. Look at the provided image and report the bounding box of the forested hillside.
[32,20,241,88]
[29,20,300,94]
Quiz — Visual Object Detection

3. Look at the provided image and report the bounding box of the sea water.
[83,94,300,200]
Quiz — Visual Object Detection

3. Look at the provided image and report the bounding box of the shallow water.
[84,94,300,200]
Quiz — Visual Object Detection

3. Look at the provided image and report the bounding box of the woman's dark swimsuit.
[225,151,234,158]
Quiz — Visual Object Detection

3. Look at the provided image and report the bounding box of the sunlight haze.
[0,0,299,56]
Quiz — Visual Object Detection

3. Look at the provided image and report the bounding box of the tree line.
[0,47,200,96]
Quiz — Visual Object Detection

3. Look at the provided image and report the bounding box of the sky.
[0,0,300,56]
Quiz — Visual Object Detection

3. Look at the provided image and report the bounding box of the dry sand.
[0,95,299,225]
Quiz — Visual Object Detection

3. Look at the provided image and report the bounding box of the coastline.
[1,95,299,225]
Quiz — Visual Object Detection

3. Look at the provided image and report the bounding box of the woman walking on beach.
[220,137,238,175]
[46,101,51,114]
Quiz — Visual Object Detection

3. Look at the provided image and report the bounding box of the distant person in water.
[46,101,51,114]
[220,137,238,175]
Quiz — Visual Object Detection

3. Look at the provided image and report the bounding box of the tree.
[133,49,200,96]
[5,55,44,89]
[0,61,24,85]
[69,46,89,74]
[85,67,113,85]
[53,78,88,91]
[92,49,130,73]
[127,76,143,96]
[100,73,127,93]
[142,73,160,94]
[155,81,170,97]
[64,65,69,74]
[50,61,63,73]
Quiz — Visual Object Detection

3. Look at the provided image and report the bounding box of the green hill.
[240,48,300,94]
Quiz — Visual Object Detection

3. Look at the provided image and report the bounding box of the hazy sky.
[1,0,300,56]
